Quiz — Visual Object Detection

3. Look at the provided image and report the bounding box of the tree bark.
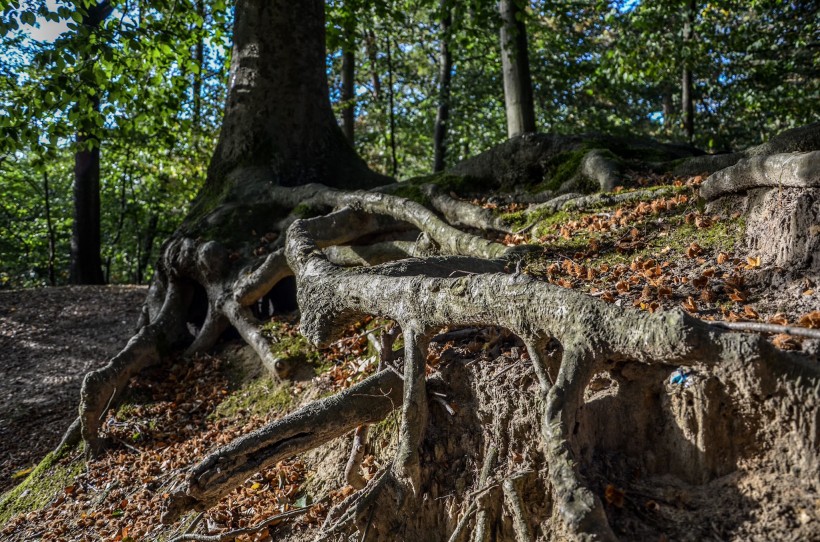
[386,36,398,177]
[42,171,56,286]
[69,1,111,285]
[433,0,453,172]
[202,0,386,192]
[70,107,105,285]
[341,8,356,146]
[499,0,536,138]
[681,0,696,143]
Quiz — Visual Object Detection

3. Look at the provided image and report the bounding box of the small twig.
[168,500,324,542]
[502,477,533,542]
[99,386,117,421]
[432,396,455,416]
[360,503,376,542]
[112,437,142,455]
[446,502,478,542]
[491,362,518,381]
[707,320,820,340]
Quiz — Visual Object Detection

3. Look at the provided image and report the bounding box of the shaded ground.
[0,285,147,493]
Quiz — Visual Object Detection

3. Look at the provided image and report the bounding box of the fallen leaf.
[604,484,625,508]
[686,242,702,258]
[798,311,820,329]
[772,334,801,351]
[743,306,759,320]
[768,313,789,326]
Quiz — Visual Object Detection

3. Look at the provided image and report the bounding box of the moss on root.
[0,445,84,526]
[262,321,325,371]
[394,172,498,205]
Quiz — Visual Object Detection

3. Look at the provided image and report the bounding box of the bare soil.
[0,285,147,493]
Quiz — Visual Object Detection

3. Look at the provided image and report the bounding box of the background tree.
[69,0,112,285]
[432,0,453,171]
[499,0,536,137]
[0,0,231,287]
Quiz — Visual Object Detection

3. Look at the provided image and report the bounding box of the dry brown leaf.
[745,256,761,269]
[743,306,759,320]
[798,311,820,329]
[772,334,801,351]
[686,242,702,258]
[605,484,625,508]
[768,313,789,326]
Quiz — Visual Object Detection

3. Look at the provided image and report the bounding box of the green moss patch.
[0,445,84,525]
[211,376,293,420]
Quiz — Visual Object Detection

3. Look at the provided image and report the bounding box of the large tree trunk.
[201,0,385,194]
[69,102,105,285]
[499,0,536,138]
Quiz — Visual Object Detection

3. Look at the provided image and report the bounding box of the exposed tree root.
[57,126,820,540]
[423,184,516,233]
[162,370,404,523]
[157,191,818,538]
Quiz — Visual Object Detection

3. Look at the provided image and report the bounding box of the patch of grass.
[0,445,84,525]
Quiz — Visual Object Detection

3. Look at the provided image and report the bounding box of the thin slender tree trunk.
[192,0,205,140]
[341,51,355,145]
[341,2,356,146]
[499,0,535,138]
[69,1,111,285]
[105,164,132,283]
[662,91,673,134]
[386,36,398,177]
[137,212,158,285]
[70,113,105,284]
[42,171,56,286]
[365,29,381,100]
[433,0,453,172]
[682,0,696,143]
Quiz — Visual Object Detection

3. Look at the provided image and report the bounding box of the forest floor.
[0,285,147,493]
[1,176,819,541]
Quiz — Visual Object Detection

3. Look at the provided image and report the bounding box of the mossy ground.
[212,376,294,420]
[0,445,84,526]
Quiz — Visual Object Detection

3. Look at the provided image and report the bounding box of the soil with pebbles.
[0,285,146,493]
